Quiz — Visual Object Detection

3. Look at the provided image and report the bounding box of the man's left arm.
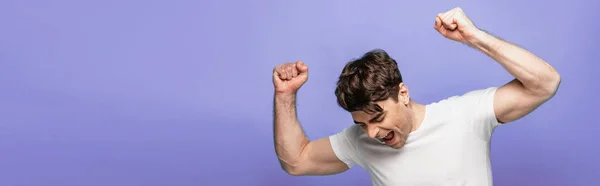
[435,7,562,124]
[468,31,562,124]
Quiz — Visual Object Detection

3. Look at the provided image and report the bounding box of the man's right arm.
[273,93,350,176]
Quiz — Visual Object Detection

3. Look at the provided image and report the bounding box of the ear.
[397,83,410,105]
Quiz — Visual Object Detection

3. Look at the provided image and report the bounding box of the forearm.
[468,30,561,95]
[273,93,310,170]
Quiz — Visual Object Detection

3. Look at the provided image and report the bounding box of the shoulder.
[422,87,499,125]
[430,87,498,108]
[329,125,374,154]
[328,125,364,168]
[430,87,501,139]
[331,125,362,141]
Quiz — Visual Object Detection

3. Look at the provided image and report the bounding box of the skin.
[351,83,426,150]
[272,7,561,176]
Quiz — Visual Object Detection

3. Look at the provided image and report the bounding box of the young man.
[272,7,560,186]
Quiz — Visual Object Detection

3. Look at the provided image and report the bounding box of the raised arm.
[469,31,561,123]
[435,7,561,123]
[272,61,350,176]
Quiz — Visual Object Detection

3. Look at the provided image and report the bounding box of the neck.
[408,99,426,132]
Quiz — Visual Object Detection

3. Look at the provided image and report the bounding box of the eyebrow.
[354,112,386,125]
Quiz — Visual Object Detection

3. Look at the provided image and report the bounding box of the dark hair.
[335,49,403,114]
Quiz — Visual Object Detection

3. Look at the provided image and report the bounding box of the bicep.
[296,137,350,175]
[494,79,549,123]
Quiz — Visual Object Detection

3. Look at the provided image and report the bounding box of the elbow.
[545,71,561,96]
[535,70,561,99]
[284,168,304,176]
[277,157,307,176]
[523,70,561,100]
[281,164,306,176]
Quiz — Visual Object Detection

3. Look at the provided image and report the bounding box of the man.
[272,7,560,186]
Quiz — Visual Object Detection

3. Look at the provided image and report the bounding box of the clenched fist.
[434,7,481,44]
[273,61,309,95]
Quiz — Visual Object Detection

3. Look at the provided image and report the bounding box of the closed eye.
[354,112,387,125]
[371,113,386,123]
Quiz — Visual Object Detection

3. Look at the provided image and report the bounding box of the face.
[351,83,413,149]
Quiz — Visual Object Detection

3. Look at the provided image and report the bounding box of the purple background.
[0,0,598,185]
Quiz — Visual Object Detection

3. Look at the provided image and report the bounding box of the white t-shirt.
[330,87,502,186]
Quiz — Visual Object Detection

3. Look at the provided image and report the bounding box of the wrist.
[466,30,500,53]
[466,29,488,46]
[274,92,297,112]
[275,92,297,101]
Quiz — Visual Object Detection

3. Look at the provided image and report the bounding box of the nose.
[366,125,379,139]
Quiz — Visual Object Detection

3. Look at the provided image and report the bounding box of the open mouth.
[381,131,395,144]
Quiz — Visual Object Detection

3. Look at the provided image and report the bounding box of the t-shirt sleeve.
[329,126,359,168]
[454,87,501,140]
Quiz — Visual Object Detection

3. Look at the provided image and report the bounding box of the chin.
[390,142,406,149]
[388,137,407,149]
